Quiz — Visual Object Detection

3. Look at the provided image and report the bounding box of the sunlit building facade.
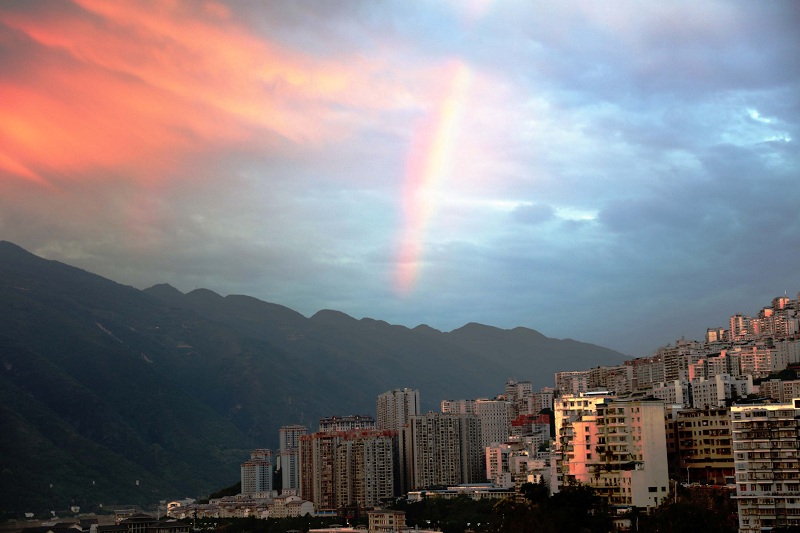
[554,393,669,509]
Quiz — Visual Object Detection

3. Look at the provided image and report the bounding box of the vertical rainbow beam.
[394,60,471,295]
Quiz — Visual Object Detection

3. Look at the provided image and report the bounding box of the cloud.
[0,0,798,357]
[0,0,423,189]
[512,204,555,225]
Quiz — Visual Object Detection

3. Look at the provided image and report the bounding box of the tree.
[492,483,610,533]
[520,480,549,505]
[541,484,611,533]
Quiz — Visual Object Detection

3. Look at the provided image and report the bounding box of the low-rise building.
[267,494,314,518]
[97,516,189,533]
[407,483,515,502]
[367,510,406,533]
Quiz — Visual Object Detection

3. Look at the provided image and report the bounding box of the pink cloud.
[0,0,404,188]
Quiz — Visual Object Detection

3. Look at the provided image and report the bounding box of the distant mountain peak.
[413,324,442,334]
[186,288,224,300]
[310,309,357,324]
[510,326,546,338]
[144,283,184,299]
[452,322,503,334]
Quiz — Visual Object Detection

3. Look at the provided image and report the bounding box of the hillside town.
[156,293,800,533]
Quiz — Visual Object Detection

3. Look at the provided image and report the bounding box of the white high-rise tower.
[241,449,273,495]
[279,425,307,493]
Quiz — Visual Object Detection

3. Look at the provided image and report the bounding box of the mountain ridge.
[0,240,626,514]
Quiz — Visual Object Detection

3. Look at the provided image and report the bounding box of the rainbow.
[394,60,471,295]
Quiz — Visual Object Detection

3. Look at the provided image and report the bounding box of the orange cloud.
[0,0,395,187]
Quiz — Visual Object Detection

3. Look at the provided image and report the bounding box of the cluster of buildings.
[165,292,800,533]
[552,293,800,532]
[20,512,191,533]
[169,386,554,522]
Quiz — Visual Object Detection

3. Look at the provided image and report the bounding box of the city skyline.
[1,1,798,356]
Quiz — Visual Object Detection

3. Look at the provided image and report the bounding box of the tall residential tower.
[377,388,420,495]
[241,449,274,496]
[279,425,307,493]
[403,412,482,490]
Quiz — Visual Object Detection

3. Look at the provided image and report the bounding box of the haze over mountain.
[0,240,625,514]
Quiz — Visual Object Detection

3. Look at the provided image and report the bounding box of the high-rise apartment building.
[688,358,707,381]
[376,388,419,431]
[706,353,730,378]
[554,393,669,509]
[753,303,799,338]
[731,399,800,532]
[376,388,420,495]
[504,380,533,418]
[300,431,337,510]
[587,365,634,395]
[650,380,688,407]
[554,370,590,396]
[651,374,752,409]
[486,433,551,489]
[730,314,755,342]
[300,429,395,511]
[319,415,375,433]
[526,387,555,417]
[404,412,482,490]
[505,380,533,404]
[441,398,476,415]
[625,354,665,390]
[706,327,728,344]
[690,374,753,408]
[241,449,274,495]
[775,338,800,366]
[334,431,394,509]
[728,344,784,379]
[758,379,800,403]
[657,339,704,382]
[485,442,520,488]
[279,425,307,492]
[672,406,733,485]
[510,413,551,439]
[475,398,512,450]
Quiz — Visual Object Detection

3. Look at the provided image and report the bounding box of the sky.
[1,1,798,357]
